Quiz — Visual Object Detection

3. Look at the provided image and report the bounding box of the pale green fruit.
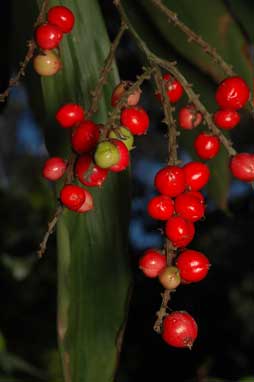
[108,127,134,151]
[159,266,181,290]
[94,141,120,169]
[33,50,62,77]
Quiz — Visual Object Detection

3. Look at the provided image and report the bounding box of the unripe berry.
[213,109,240,130]
[33,50,61,77]
[178,104,202,130]
[42,157,67,181]
[35,23,63,50]
[176,249,210,283]
[60,184,86,211]
[165,216,195,248]
[158,266,181,289]
[156,73,183,103]
[109,139,130,172]
[120,107,149,135]
[47,6,75,34]
[111,81,141,107]
[56,104,85,128]
[154,166,185,197]
[76,154,108,187]
[71,120,100,154]
[77,189,94,213]
[215,76,250,110]
[194,133,220,160]
[230,153,254,182]
[183,161,210,191]
[162,311,198,348]
[174,192,205,222]
[108,127,134,151]
[94,141,120,169]
[139,249,166,278]
[147,195,174,221]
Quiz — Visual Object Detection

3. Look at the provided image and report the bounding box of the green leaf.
[226,0,254,43]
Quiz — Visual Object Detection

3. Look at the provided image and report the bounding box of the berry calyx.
[162,311,198,348]
[108,127,134,151]
[109,139,130,172]
[215,76,250,110]
[33,50,61,77]
[183,161,210,191]
[178,104,202,130]
[60,184,86,211]
[154,166,186,197]
[158,266,181,290]
[139,249,166,278]
[71,120,100,154]
[230,153,254,182]
[77,189,94,213]
[35,23,63,50]
[213,109,240,130]
[94,141,120,169]
[165,216,195,248]
[194,133,220,160]
[174,192,205,222]
[156,73,183,103]
[56,104,85,128]
[42,157,67,181]
[47,6,75,34]
[147,195,174,221]
[76,155,108,187]
[111,81,141,107]
[176,249,210,283]
[120,107,149,135]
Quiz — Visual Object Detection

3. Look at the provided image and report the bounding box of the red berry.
[77,189,94,213]
[165,216,195,248]
[162,311,198,348]
[60,184,86,211]
[174,192,205,222]
[183,162,210,191]
[230,153,254,182]
[35,23,63,50]
[47,6,75,34]
[109,139,130,172]
[121,107,149,135]
[139,249,166,278]
[194,133,220,160]
[213,109,240,130]
[186,191,205,204]
[76,155,108,187]
[176,249,210,283]
[158,266,181,289]
[215,76,250,110]
[178,104,202,130]
[71,120,100,154]
[56,104,84,128]
[154,166,185,197]
[147,195,174,221]
[156,73,183,103]
[111,82,141,107]
[42,157,66,181]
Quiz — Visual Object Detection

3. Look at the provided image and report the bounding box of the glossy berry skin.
[109,139,130,172]
[174,192,205,222]
[162,311,198,348]
[94,141,120,169]
[176,249,210,283]
[178,104,202,130]
[183,162,210,191]
[186,191,205,204]
[154,166,186,197]
[213,109,240,130]
[215,76,250,110]
[159,266,181,290]
[71,120,100,154]
[35,23,63,50]
[139,249,166,278]
[42,157,66,181]
[60,184,86,211]
[33,50,61,76]
[230,153,254,182]
[165,216,195,248]
[156,73,183,103]
[194,133,220,160]
[120,107,149,135]
[47,6,75,33]
[56,104,84,128]
[76,154,108,187]
[147,195,174,220]
[111,82,141,107]
[77,189,94,213]
[109,127,134,151]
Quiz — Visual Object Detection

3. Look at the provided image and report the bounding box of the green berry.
[109,127,134,151]
[94,141,120,169]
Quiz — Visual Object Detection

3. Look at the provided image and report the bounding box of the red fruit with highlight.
[47,6,75,33]
[139,249,166,278]
[42,157,66,181]
[186,191,205,204]
[77,189,94,213]
[35,23,63,50]
[76,155,108,187]
[230,153,254,182]
[154,166,185,197]
[71,120,100,154]
[121,107,149,135]
[156,73,183,103]
[165,216,195,248]
[147,195,174,221]
[178,104,202,130]
[56,103,84,128]
[174,192,205,222]
[183,161,210,191]
[60,184,86,211]
[215,76,250,110]
[213,109,240,130]
[109,139,130,172]
[162,311,198,348]
[176,249,210,283]
[194,133,220,160]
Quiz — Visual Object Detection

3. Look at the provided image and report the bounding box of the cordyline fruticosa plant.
[3,0,254,381]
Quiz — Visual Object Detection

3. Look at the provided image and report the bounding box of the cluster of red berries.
[33,5,75,76]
